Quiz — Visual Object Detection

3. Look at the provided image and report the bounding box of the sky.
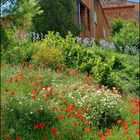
[128,0,139,2]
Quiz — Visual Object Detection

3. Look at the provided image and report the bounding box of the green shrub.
[32,41,64,68]
[111,20,139,55]
[1,41,35,64]
[0,27,17,55]
[111,19,124,36]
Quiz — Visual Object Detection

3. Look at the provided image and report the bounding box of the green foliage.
[1,41,35,64]
[32,42,64,69]
[111,19,124,36]
[2,0,43,31]
[111,20,139,55]
[1,31,139,95]
[1,63,139,139]
[32,0,80,37]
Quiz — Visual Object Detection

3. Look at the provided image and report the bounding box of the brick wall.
[79,0,110,39]
[103,5,135,26]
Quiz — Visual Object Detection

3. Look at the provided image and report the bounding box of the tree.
[111,19,124,36]
[0,0,43,54]
[1,0,43,30]
[32,0,80,37]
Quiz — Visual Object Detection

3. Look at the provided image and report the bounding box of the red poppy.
[136,131,140,135]
[32,95,36,99]
[109,129,113,133]
[50,76,53,79]
[43,135,47,140]
[131,120,139,124]
[16,136,20,140]
[55,92,59,96]
[31,90,35,94]
[58,116,65,120]
[124,122,128,130]
[6,136,11,140]
[59,97,63,100]
[74,123,78,127]
[73,87,77,91]
[51,107,56,111]
[76,114,83,120]
[84,120,89,125]
[122,133,125,137]
[67,85,71,88]
[59,108,63,111]
[40,122,45,129]
[135,101,140,107]
[117,120,122,125]
[62,90,66,94]
[100,136,106,140]
[34,124,39,129]
[57,76,61,79]
[51,127,60,138]
[84,129,91,133]
[11,91,15,95]
[8,77,13,83]
[98,131,102,136]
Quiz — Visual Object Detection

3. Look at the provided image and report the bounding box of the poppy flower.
[136,131,140,135]
[74,123,78,127]
[84,129,91,133]
[73,87,77,91]
[124,122,128,130]
[43,135,47,140]
[100,136,106,140]
[76,114,83,120]
[32,95,36,99]
[6,136,11,140]
[131,120,139,124]
[16,136,20,140]
[98,131,102,136]
[8,77,13,83]
[31,90,35,94]
[117,120,122,125]
[11,91,15,95]
[59,108,63,111]
[57,76,61,79]
[51,107,56,111]
[58,116,65,120]
[40,122,45,129]
[84,120,89,125]
[34,124,39,129]
[51,127,60,138]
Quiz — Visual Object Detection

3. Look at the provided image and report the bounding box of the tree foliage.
[32,0,80,37]
[111,20,139,55]
[1,0,43,54]
[111,19,124,36]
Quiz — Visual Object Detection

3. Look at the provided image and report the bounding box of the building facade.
[100,0,139,25]
[103,5,135,26]
[76,0,110,39]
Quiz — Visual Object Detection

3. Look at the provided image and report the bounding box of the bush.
[111,20,139,55]
[111,19,124,36]
[0,27,17,55]
[1,41,35,64]
[32,40,64,68]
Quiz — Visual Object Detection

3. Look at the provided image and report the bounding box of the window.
[102,27,106,38]
[94,11,97,24]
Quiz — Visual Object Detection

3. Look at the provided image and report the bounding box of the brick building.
[103,5,135,26]
[76,0,110,39]
[100,0,139,26]
[127,1,140,23]
[100,0,128,7]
